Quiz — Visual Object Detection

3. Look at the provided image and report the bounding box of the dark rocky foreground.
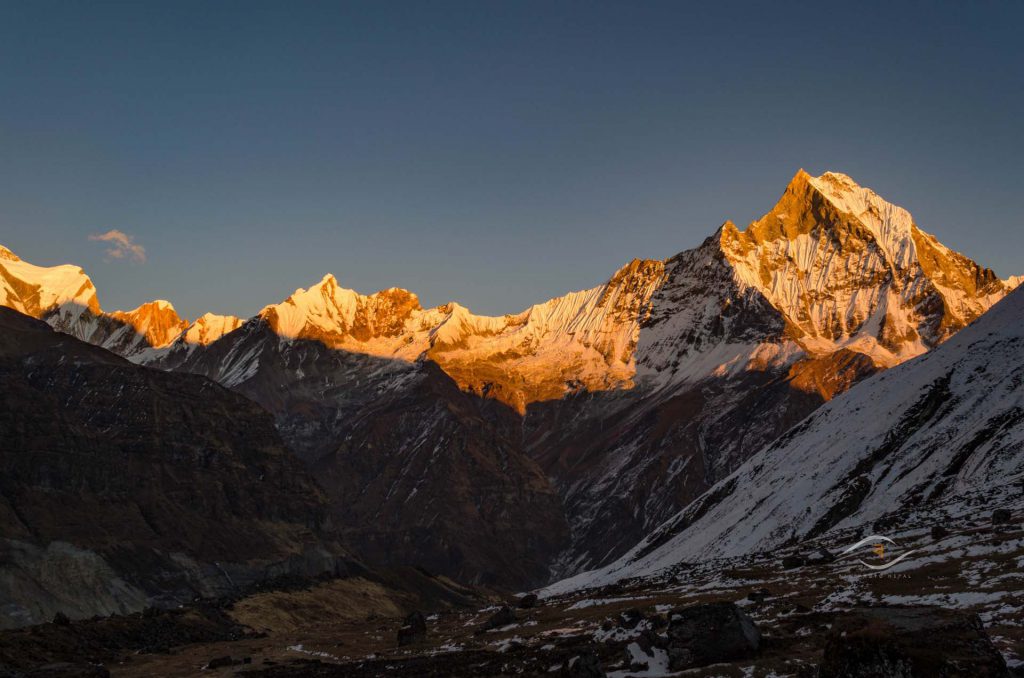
[0,567,483,677]
[1,512,1019,677]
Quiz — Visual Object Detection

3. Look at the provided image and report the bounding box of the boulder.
[618,608,645,629]
[992,509,1012,525]
[560,649,605,677]
[747,588,771,603]
[819,607,1009,677]
[483,606,517,630]
[665,602,760,670]
[203,656,241,670]
[518,593,539,609]
[622,639,654,672]
[397,611,427,646]
[806,547,835,564]
[931,524,949,540]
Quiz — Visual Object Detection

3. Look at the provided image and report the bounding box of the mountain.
[0,306,351,629]
[547,284,1024,593]
[0,246,241,360]
[526,169,1019,576]
[638,170,1011,381]
[2,170,1018,586]
[0,244,101,336]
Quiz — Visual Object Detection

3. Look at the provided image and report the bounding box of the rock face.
[819,607,1009,677]
[0,307,350,629]
[1,170,1018,586]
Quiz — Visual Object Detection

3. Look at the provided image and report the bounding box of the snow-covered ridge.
[250,167,1012,405]
[0,247,241,358]
[108,300,188,350]
[249,258,665,410]
[548,285,1024,594]
[0,248,100,317]
[182,312,244,346]
[0,169,1017,404]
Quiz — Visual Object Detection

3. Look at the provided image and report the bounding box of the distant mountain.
[1,171,1016,392]
[0,244,241,360]
[0,243,101,334]
[0,306,350,629]
[547,284,1024,593]
[2,170,1018,586]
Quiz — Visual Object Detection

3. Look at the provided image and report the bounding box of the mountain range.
[2,169,1019,593]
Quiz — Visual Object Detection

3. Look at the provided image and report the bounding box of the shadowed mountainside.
[169,320,570,589]
[0,307,354,629]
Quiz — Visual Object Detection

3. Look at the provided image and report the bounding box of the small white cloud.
[89,229,146,264]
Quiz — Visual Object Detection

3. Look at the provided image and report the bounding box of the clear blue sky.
[2,1,1022,319]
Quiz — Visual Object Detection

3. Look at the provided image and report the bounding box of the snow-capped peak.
[181,312,244,346]
[259,273,423,349]
[0,244,100,318]
[108,300,188,350]
[807,170,916,266]
[0,244,243,358]
[713,170,1011,369]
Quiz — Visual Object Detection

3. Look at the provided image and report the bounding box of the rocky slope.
[548,284,1024,592]
[0,307,352,629]
[2,170,1018,586]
